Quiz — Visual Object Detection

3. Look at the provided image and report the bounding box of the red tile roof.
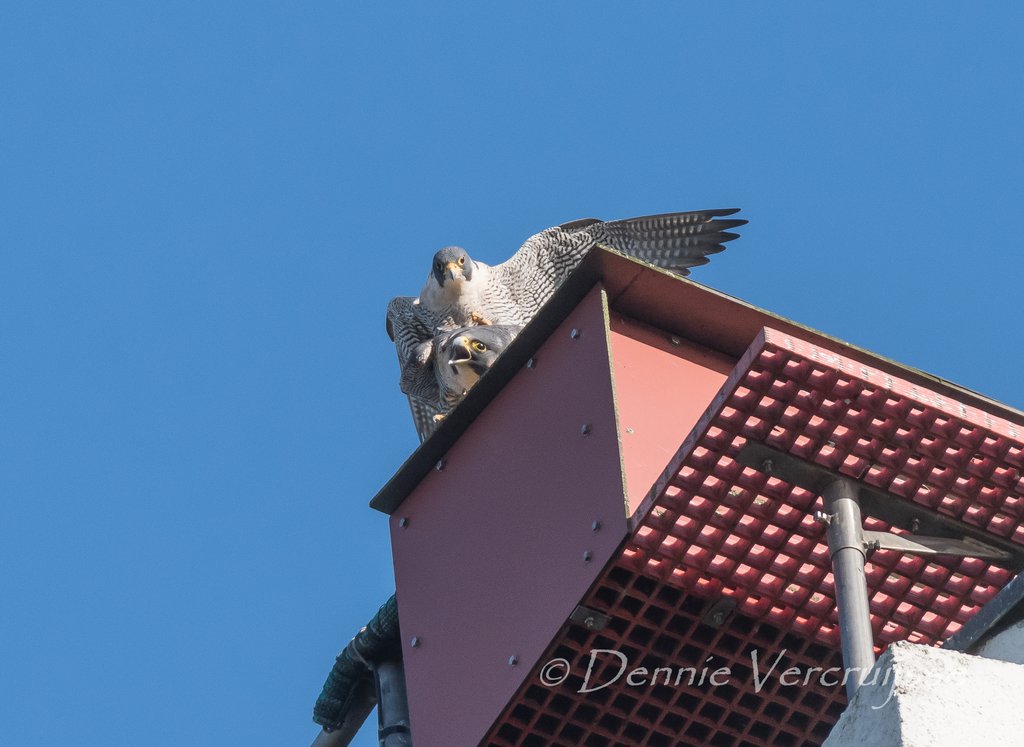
[484,323,1023,746]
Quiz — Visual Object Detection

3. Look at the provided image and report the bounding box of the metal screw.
[711,611,727,626]
[410,637,421,648]
[813,510,832,526]
[865,538,881,552]
[584,616,597,629]
[508,655,519,666]
[570,328,581,340]
[669,335,681,346]
[583,550,593,562]
[399,517,409,528]
[527,357,536,369]
[580,423,592,436]
[762,459,774,475]
[625,426,634,434]
[910,518,920,533]
[592,520,602,532]
[435,459,446,472]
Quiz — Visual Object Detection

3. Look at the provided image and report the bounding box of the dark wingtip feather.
[714,219,748,231]
[597,208,748,273]
[683,255,712,267]
[697,243,728,255]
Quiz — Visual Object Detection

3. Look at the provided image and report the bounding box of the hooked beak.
[447,336,472,366]
[444,261,464,282]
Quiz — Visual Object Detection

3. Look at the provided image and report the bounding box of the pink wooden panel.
[608,313,736,515]
[390,286,630,746]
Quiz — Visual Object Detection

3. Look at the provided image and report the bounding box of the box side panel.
[608,312,736,515]
[390,286,629,746]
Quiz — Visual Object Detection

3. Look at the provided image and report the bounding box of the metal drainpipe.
[822,479,876,699]
[375,660,412,747]
[310,678,376,747]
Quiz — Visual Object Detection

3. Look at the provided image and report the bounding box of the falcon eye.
[471,341,487,352]
[458,257,465,265]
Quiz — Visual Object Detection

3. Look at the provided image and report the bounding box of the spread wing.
[490,208,746,319]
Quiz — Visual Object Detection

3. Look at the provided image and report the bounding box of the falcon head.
[431,246,474,287]
[438,324,522,390]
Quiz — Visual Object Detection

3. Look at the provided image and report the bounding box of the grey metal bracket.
[701,597,738,628]
[737,442,1024,571]
[862,530,1012,562]
[570,604,611,631]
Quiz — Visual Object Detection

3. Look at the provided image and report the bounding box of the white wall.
[823,641,1024,747]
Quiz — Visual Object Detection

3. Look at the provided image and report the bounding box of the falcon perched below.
[386,314,522,438]
[432,324,523,408]
[388,208,746,439]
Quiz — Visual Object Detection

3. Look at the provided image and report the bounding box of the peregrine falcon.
[386,313,522,438]
[417,209,745,328]
[433,324,523,407]
[388,208,746,439]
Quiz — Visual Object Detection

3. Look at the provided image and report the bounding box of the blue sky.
[2,4,1022,745]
